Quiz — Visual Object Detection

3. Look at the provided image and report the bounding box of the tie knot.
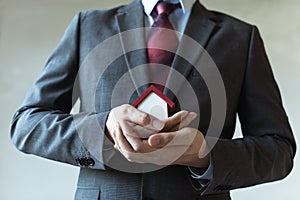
[156,2,181,15]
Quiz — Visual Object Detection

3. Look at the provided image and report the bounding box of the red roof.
[132,85,175,110]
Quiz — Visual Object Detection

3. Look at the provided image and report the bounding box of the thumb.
[148,132,175,148]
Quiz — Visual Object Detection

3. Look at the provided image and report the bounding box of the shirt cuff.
[102,130,117,164]
[96,111,113,169]
[188,155,213,187]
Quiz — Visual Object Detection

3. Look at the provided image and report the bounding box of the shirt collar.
[141,0,196,16]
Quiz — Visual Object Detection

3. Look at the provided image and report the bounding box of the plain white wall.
[0,0,299,199]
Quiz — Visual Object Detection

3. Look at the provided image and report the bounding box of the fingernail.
[182,110,189,116]
[153,119,164,130]
[190,112,197,119]
[152,137,161,146]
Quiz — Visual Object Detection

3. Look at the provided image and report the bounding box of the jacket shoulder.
[79,0,140,23]
[209,9,254,32]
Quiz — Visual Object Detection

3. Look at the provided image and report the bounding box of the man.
[10,0,296,199]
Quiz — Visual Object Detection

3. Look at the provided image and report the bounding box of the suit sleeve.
[10,12,108,170]
[202,26,296,195]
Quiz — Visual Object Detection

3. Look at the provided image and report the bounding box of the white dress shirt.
[141,0,195,33]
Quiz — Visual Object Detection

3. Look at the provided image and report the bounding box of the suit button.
[86,158,95,166]
[75,158,83,166]
[76,157,95,167]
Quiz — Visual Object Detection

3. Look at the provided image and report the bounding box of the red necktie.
[147,2,181,89]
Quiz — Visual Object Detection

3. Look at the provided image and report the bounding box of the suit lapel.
[114,1,218,99]
[115,0,149,96]
[164,2,217,99]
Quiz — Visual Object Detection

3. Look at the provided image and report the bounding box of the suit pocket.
[74,187,100,200]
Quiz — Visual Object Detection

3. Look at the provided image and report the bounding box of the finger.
[118,104,165,131]
[119,120,153,139]
[166,111,191,131]
[119,120,155,152]
[131,124,160,139]
[181,112,197,127]
[163,111,197,132]
[162,110,189,131]
[115,125,159,164]
[124,121,159,139]
[119,120,135,137]
[123,134,144,152]
[133,139,158,154]
[118,119,160,142]
[148,128,198,148]
[148,132,175,148]
[169,112,197,131]
[114,126,142,163]
[114,125,134,153]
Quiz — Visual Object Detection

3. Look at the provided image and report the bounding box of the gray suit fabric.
[10,0,296,199]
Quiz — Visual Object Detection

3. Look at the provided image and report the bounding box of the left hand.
[114,126,210,168]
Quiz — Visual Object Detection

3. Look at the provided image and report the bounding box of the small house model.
[132,85,175,120]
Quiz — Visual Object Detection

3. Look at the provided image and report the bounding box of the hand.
[106,104,165,151]
[112,114,209,168]
[148,128,210,168]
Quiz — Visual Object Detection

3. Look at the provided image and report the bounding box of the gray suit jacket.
[10,0,296,199]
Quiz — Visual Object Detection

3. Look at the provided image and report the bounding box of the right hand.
[106,104,165,151]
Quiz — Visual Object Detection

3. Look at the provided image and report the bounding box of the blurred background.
[0,0,299,199]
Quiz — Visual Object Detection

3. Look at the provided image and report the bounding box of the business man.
[10,0,296,199]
